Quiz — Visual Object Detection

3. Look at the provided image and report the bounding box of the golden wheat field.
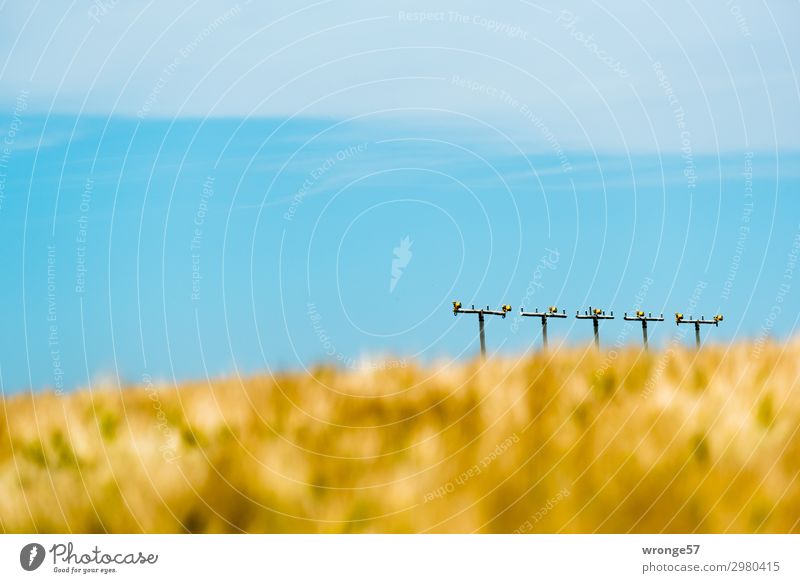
[1,340,799,534]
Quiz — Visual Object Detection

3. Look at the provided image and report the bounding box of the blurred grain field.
[1,340,799,533]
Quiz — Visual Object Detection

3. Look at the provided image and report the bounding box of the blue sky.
[0,1,798,393]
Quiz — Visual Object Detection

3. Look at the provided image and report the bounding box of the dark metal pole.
[642,320,649,350]
[694,321,701,348]
[541,315,548,349]
[478,311,486,359]
[593,318,599,349]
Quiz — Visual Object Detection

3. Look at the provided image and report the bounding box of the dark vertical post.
[642,320,649,350]
[592,318,599,349]
[478,311,486,359]
[694,321,701,348]
[541,315,548,349]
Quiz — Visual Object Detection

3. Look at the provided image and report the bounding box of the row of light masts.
[452,302,723,359]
